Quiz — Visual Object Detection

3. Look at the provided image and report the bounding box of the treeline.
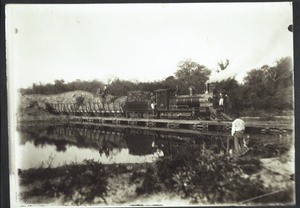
[20,79,106,95]
[214,57,293,114]
[20,57,293,114]
[20,60,211,96]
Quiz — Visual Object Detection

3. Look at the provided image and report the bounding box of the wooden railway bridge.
[72,116,292,135]
[24,115,292,136]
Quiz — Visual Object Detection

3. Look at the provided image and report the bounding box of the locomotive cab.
[154,88,177,110]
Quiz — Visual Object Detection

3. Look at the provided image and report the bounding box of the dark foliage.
[245,135,292,158]
[214,78,242,112]
[108,79,138,96]
[129,171,144,184]
[20,79,105,95]
[20,167,59,185]
[136,167,161,195]
[214,57,293,115]
[20,160,108,205]
[135,143,266,204]
[245,57,291,111]
[235,157,262,175]
[175,60,211,94]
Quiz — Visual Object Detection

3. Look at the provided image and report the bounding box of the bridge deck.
[64,116,293,135]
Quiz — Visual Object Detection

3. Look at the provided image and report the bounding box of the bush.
[136,167,161,195]
[153,144,266,203]
[20,160,108,205]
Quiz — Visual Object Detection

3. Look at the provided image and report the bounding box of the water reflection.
[18,125,171,170]
[18,124,290,170]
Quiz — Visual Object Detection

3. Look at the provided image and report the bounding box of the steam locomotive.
[125,88,215,120]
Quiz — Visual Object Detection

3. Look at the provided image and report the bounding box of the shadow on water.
[17,124,294,205]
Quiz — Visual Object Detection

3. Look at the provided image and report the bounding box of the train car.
[124,90,154,118]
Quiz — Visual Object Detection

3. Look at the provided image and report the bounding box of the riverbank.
[18,141,295,206]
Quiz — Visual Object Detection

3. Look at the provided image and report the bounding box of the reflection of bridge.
[52,125,126,148]
[19,125,174,156]
[20,125,126,152]
[19,124,215,156]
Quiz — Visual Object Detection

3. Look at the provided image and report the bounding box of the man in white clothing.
[219,93,224,107]
[231,114,245,155]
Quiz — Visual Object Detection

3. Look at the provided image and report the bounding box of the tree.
[175,60,211,94]
[242,56,293,110]
[54,79,66,94]
[108,78,137,96]
[214,78,243,112]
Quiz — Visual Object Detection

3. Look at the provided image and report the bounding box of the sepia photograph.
[5,2,295,207]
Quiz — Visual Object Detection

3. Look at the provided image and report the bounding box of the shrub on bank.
[136,144,266,204]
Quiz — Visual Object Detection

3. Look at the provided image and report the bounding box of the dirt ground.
[253,148,294,191]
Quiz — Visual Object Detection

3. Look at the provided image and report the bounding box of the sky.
[6,2,293,89]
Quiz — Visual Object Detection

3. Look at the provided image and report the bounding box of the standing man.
[188,86,195,96]
[219,93,224,108]
[150,92,157,116]
[231,114,245,155]
[224,94,229,109]
[212,89,219,108]
[102,85,108,99]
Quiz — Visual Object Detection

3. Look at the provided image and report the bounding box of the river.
[17,124,213,170]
